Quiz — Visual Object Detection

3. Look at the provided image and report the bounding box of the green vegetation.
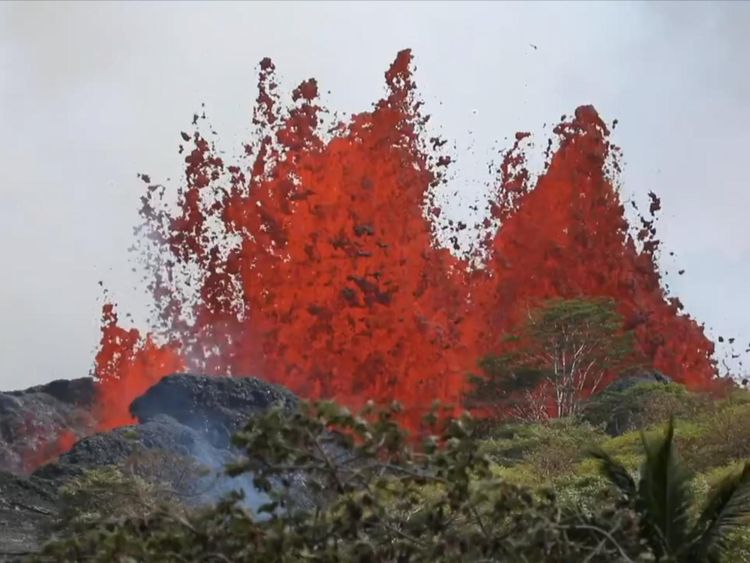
[57,466,163,533]
[469,298,638,420]
[40,401,644,562]
[54,448,208,536]
[593,420,750,562]
[38,381,750,562]
[582,381,710,436]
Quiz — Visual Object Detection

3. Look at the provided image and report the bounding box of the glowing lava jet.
[93,50,716,432]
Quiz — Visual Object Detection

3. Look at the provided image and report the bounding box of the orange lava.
[24,429,80,473]
[94,304,184,430]
[91,50,716,431]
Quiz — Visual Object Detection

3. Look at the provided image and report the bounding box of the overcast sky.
[1,1,748,390]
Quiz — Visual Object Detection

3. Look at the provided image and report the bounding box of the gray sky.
[1,1,748,390]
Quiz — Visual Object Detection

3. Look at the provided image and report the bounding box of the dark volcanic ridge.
[0,373,301,559]
[0,378,96,475]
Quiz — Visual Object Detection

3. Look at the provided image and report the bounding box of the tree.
[470,297,638,420]
[592,419,750,562]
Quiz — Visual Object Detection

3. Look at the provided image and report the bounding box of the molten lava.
[91,50,716,432]
[94,304,184,430]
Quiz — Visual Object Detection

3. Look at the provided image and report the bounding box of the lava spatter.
[90,51,716,434]
[474,106,715,387]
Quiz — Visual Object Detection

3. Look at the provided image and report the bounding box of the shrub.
[53,446,211,538]
[677,401,750,472]
[552,473,614,519]
[582,382,709,436]
[481,417,605,478]
[56,466,165,534]
[122,447,211,499]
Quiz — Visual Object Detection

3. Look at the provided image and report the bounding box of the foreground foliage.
[38,402,644,562]
[593,419,750,562]
[54,447,210,536]
[37,383,750,562]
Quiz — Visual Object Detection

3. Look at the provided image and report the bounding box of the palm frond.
[637,418,693,557]
[589,447,636,501]
[691,462,750,563]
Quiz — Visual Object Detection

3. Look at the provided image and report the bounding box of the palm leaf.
[637,418,693,558]
[590,447,636,501]
[691,463,750,563]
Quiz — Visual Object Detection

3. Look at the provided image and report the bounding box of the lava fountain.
[92,50,716,432]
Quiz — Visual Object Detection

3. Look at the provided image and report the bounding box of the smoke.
[185,434,271,514]
[119,373,301,514]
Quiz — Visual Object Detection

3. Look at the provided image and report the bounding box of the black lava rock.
[0,470,58,560]
[0,379,96,474]
[0,374,309,557]
[130,373,298,448]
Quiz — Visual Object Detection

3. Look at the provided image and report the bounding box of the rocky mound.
[130,373,298,448]
[0,470,59,560]
[0,378,96,475]
[0,374,301,559]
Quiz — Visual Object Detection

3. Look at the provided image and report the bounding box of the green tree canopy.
[469,297,639,421]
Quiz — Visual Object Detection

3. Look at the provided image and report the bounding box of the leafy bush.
[552,473,614,519]
[597,431,644,471]
[56,466,167,534]
[53,446,210,538]
[121,446,211,499]
[680,401,750,471]
[582,382,709,436]
[481,417,605,478]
